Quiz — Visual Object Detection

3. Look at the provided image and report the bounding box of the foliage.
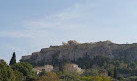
[39,69,46,76]
[82,76,94,81]
[117,74,125,81]
[36,72,59,81]
[93,56,110,67]
[125,76,137,81]
[82,76,111,81]
[9,52,16,65]
[114,66,117,79]
[14,70,23,81]
[76,53,91,69]
[11,62,34,77]
[0,60,15,81]
[82,69,98,76]
[57,71,82,81]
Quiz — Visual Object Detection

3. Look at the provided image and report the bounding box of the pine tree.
[0,60,15,81]
[9,52,16,65]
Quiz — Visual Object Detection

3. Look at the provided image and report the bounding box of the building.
[64,63,83,74]
[33,65,53,75]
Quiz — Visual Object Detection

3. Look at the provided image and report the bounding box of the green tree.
[9,52,16,65]
[82,76,94,81]
[59,71,81,81]
[14,70,23,81]
[114,66,117,79]
[94,76,110,81]
[36,72,59,81]
[11,62,34,77]
[0,60,15,81]
[39,69,46,76]
[117,74,125,81]
[82,76,111,81]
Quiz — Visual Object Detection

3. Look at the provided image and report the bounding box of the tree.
[82,76,111,81]
[9,52,16,65]
[11,62,34,77]
[82,76,94,81]
[114,66,117,79]
[0,60,15,81]
[117,74,124,81]
[14,70,23,81]
[39,69,46,76]
[58,71,81,81]
[36,72,59,81]
[76,53,91,69]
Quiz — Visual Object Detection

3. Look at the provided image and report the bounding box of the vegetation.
[82,76,111,81]
[9,52,16,65]
[0,52,35,81]
[3,41,137,81]
[36,72,59,81]
[14,70,23,81]
[0,60,15,81]
[0,58,111,81]
[11,62,34,77]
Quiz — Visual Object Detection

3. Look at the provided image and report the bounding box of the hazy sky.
[1,0,137,63]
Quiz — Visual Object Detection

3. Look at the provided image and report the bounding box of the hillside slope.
[20,40,137,66]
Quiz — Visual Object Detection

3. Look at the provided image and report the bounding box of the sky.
[1,0,137,63]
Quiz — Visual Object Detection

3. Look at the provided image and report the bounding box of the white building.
[64,63,83,74]
[33,65,53,75]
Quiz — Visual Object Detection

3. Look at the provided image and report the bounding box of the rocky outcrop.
[20,40,137,66]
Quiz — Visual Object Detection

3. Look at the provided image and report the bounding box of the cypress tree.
[9,52,16,65]
[114,66,117,79]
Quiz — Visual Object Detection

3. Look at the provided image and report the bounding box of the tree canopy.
[9,52,16,65]
[11,62,34,77]
[0,60,15,81]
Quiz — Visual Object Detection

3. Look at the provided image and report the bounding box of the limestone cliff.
[20,40,137,66]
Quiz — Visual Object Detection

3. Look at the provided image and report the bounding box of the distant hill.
[20,40,137,67]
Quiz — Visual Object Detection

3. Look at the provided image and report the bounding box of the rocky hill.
[20,40,137,67]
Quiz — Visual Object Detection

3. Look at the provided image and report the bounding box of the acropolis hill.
[20,40,137,67]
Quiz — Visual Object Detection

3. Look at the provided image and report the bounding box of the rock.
[20,40,137,66]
